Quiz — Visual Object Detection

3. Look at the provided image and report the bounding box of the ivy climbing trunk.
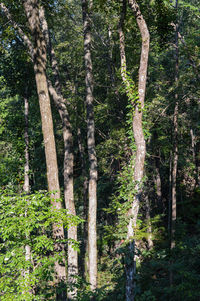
[38,7,77,298]
[82,0,98,291]
[23,0,66,296]
[119,0,150,299]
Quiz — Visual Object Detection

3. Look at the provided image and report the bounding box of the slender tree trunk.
[170,0,179,289]
[23,1,66,297]
[22,93,33,295]
[171,0,179,251]
[154,157,163,210]
[145,195,154,249]
[190,128,199,187]
[77,127,89,278]
[24,94,30,261]
[119,0,150,299]
[23,94,30,195]
[82,0,98,291]
[38,7,77,297]
[168,152,172,235]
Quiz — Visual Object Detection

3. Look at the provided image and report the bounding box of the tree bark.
[38,7,77,297]
[23,0,66,296]
[82,0,98,291]
[119,0,150,299]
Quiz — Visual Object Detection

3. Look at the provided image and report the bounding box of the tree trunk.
[82,0,98,291]
[119,0,150,299]
[38,7,77,297]
[22,93,33,295]
[154,157,163,210]
[23,1,66,296]
[77,127,89,278]
[190,128,199,187]
[168,151,172,235]
[171,0,179,251]
[169,1,179,289]
[145,195,153,249]
[23,94,29,195]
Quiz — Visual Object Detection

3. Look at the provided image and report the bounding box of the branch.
[0,2,34,60]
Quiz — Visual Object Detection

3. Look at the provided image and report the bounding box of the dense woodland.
[0,0,199,300]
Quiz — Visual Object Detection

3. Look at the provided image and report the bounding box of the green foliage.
[0,189,82,300]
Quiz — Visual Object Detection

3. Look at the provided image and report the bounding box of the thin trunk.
[23,94,32,295]
[77,127,89,278]
[23,1,66,297]
[154,157,163,210]
[168,152,172,234]
[119,0,150,299]
[38,7,77,297]
[145,195,153,249]
[23,95,29,195]
[171,0,179,251]
[190,129,196,163]
[170,0,179,289]
[82,0,98,291]
[190,128,199,187]
[107,26,116,87]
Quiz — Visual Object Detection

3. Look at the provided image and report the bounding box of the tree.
[82,0,98,291]
[119,0,150,299]
[22,0,66,296]
[38,6,78,297]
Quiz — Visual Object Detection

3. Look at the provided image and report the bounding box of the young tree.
[119,0,150,299]
[171,0,179,251]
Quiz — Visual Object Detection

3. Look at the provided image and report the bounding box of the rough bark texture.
[23,0,66,295]
[119,0,150,300]
[82,0,98,291]
[38,7,77,297]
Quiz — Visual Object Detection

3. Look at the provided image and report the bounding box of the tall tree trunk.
[23,93,33,295]
[119,0,150,299]
[171,0,179,251]
[170,0,179,288]
[23,1,66,297]
[82,0,98,291]
[38,7,77,297]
